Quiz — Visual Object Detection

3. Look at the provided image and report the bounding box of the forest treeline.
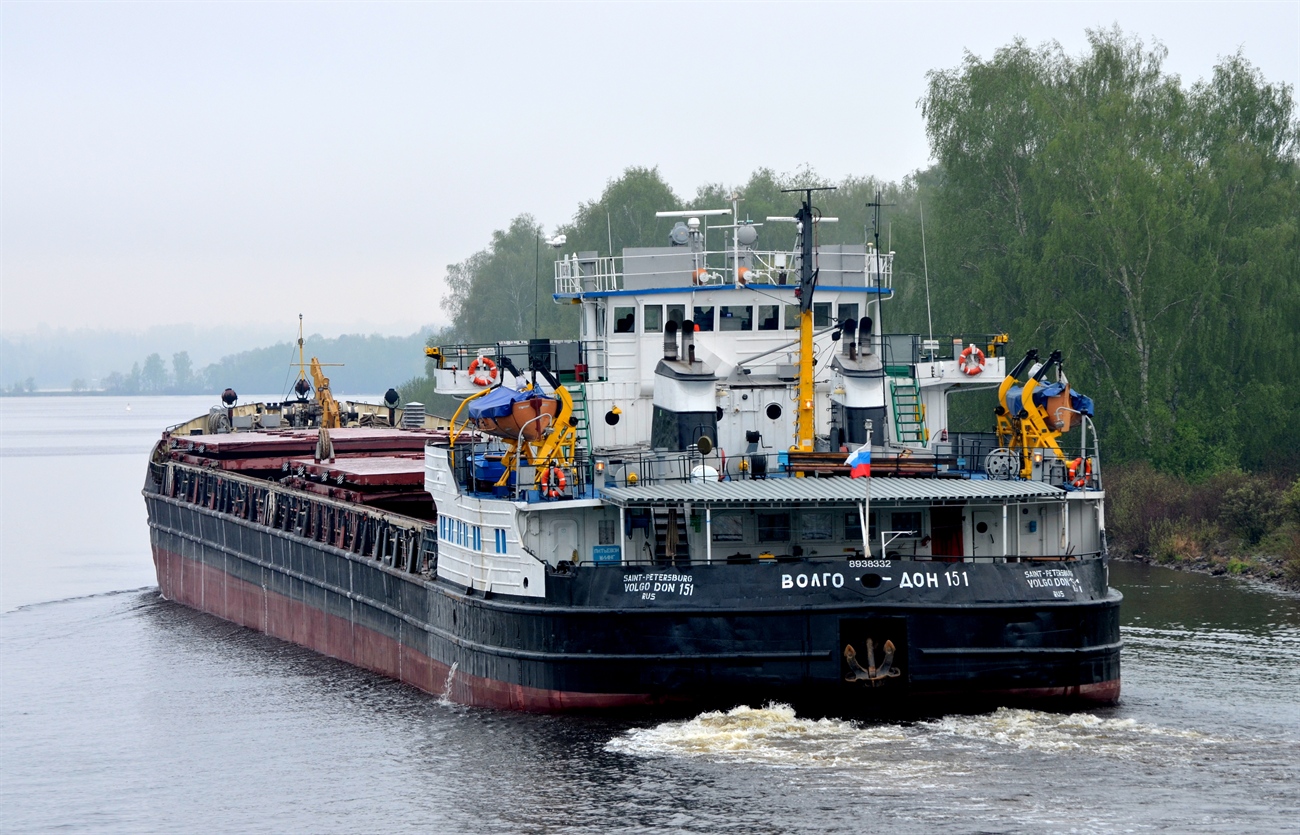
[411,30,1298,476]
[54,331,431,398]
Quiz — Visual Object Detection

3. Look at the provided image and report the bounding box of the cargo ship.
[144,191,1120,712]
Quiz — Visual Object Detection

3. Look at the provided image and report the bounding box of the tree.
[172,351,194,392]
[922,28,1299,475]
[71,378,87,392]
[442,214,561,344]
[141,353,169,394]
[557,166,682,257]
[102,371,126,393]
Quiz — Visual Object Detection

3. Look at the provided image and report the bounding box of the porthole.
[976,521,989,534]
[766,403,782,420]
[604,410,620,426]
[523,576,529,589]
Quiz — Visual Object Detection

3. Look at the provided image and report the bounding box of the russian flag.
[845,444,871,478]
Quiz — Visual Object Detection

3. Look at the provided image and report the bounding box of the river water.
[2,396,1298,833]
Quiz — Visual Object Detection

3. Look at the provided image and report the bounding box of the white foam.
[606,703,943,776]
[918,707,1218,757]
[607,704,1221,769]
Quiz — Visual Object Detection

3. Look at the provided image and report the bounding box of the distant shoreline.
[1113,552,1299,594]
[0,390,216,397]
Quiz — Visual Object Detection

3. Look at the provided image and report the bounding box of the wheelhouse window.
[757,305,780,330]
[800,512,833,541]
[891,511,922,537]
[613,307,636,334]
[643,305,663,333]
[667,304,686,329]
[838,303,859,324]
[719,306,752,331]
[845,511,877,541]
[758,512,791,542]
[814,302,832,327]
[711,514,745,542]
[784,304,800,329]
[693,306,715,331]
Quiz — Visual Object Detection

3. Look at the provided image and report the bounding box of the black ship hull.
[145,489,1121,713]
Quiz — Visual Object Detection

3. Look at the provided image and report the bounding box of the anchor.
[843,638,901,685]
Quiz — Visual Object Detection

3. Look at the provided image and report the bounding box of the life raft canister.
[541,466,567,499]
[468,356,499,387]
[958,344,986,376]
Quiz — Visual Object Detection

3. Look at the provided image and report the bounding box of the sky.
[3,1,1297,337]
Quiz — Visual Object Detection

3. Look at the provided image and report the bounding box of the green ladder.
[568,383,592,460]
[890,378,929,444]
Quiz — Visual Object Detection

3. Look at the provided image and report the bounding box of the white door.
[971,509,1001,558]
[547,519,579,564]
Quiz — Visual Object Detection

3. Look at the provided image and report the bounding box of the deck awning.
[598,477,1063,509]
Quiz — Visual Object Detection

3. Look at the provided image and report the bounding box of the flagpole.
[856,420,872,557]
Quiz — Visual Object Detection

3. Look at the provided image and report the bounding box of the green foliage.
[922,28,1300,476]
[1283,531,1300,585]
[1219,478,1285,545]
[1285,478,1300,524]
[442,215,573,345]
[440,167,685,347]
[141,353,168,393]
[559,166,683,257]
[172,351,194,391]
[1108,463,1295,567]
[200,332,430,398]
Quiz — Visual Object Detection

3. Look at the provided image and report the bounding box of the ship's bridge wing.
[598,478,1064,509]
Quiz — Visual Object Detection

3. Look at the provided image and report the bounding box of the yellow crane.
[996,349,1068,479]
[290,315,343,429]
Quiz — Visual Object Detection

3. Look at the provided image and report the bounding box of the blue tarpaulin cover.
[1007,383,1095,419]
[467,387,552,421]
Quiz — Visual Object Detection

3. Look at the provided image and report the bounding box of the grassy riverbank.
[1108,464,1300,591]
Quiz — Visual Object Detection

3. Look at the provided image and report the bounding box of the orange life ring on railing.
[1068,457,1087,488]
[541,466,567,499]
[958,344,986,376]
[468,356,498,387]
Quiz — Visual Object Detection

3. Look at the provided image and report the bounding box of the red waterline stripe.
[153,546,656,711]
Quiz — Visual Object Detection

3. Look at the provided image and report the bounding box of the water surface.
[2,396,1297,833]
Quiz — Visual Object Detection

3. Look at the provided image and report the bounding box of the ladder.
[653,508,691,565]
[568,383,592,460]
[890,378,929,444]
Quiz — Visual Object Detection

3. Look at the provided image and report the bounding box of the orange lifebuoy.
[541,466,567,499]
[958,344,986,376]
[1068,457,1087,488]
[468,356,498,387]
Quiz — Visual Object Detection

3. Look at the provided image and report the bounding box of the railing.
[159,463,435,575]
[430,340,586,380]
[932,432,1002,475]
[555,254,621,294]
[879,333,1009,371]
[553,248,896,296]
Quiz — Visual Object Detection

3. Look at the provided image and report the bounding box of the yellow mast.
[786,187,834,454]
[794,306,815,451]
